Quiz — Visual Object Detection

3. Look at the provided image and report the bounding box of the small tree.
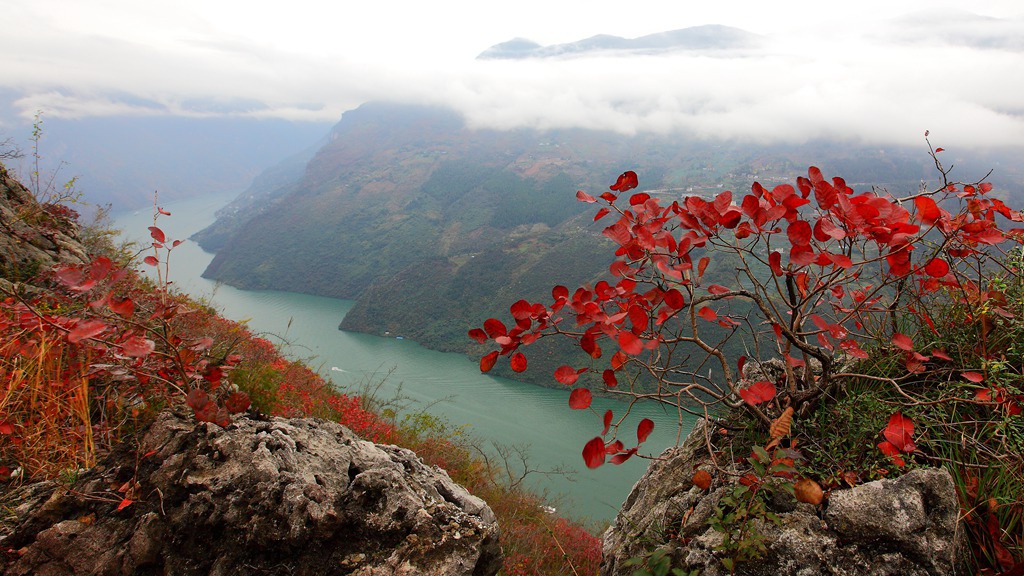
[471,140,1024,470]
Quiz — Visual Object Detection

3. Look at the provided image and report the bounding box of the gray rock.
[0,164,89,291]
[602,421,967,576]
[1,408,501,576]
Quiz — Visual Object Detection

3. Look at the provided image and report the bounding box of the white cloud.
[1,0,1023,147]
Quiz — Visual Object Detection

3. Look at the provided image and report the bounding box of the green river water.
[115,194,696,524]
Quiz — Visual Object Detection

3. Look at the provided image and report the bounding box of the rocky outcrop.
[1,409,501,576]
[0,164,88,290]
[602,420,967,576]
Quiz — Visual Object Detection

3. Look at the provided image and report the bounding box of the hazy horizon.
[1,1,1022,148]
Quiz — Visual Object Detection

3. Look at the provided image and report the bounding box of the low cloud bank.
[3,10,1023,148]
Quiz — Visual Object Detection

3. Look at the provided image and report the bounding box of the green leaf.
[750,459,766,476]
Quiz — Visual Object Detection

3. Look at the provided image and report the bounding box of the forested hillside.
[197,102,1024,385]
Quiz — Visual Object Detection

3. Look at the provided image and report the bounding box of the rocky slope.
[0,164,502,576]
[0,163,88,291]
[1,409,502,576]
[601,421,968,576]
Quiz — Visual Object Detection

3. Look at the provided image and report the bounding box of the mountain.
[477,25,764,59]
[0,108,332,210]
[197,101,1024,385]
[189,135,326,251]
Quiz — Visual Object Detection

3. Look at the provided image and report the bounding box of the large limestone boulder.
[602,420,967,576]
[0,409,501,576]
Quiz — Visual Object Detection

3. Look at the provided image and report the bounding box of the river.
[115,193,696,524]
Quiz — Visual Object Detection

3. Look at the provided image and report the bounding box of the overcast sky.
[2,0,1023,147]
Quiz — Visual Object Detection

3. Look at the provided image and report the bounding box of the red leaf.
[510,352,528,373]
[790,244,816,267]
[576,190,597,203]
[707,285,730,295]
[914,196,941,225]
[602,369,618,388]
[594,207,611,221]
[143,255,159,266]
[68,319,108,344]
[89,257,112,282]
[611,351,628,370]
[931,348,952,361]
[697,256,710,279]
[877,441,906,467]
[609,448,638,465]
[554,365,580,385]
[602,410,613,435]
[468,328,487,343]
[739,381,776,405]
[108,296,134,318]
[186,389,211,411]
[116,498,133,512]
[552,285,569,301]
[973,228,1004,245]
[962,371,984,383]
[637,418,655,443]
[815,217,846,240]
[148,226,166,243]
[629,192,650,206]
[923,258,949,277]
[157,207,171,215]
[840,339,869,359]
[603,221,633,246]
[509,300,532,320]
[55,264,87,289]
[480,351,499,373]
[787,220,812,246]
[225,392,251,414]
[0,421,13,435]
[663,288,685,309]
[569,388,592,410]
[121,335,155,358]
[610,171,639,192]
[882,412,916,453]
[769,251,784,276]
[892,333,914,352]
[698,307,718,322]
[583,437,606,468]
[628,305,647,334]
[618,331,644,355]
[829,253,853,269]
[483,318,507,338]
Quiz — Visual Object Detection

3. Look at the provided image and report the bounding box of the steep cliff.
[0,164,88,291]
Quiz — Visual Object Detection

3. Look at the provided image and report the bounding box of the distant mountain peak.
[477,25,763,60]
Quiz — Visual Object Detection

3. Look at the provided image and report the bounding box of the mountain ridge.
[196,101,1024,385]
[477,24,764,59]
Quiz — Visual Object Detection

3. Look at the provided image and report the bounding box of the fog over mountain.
[1,1,1022,149]
[477,25,764,59]
[0,93,331,208]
